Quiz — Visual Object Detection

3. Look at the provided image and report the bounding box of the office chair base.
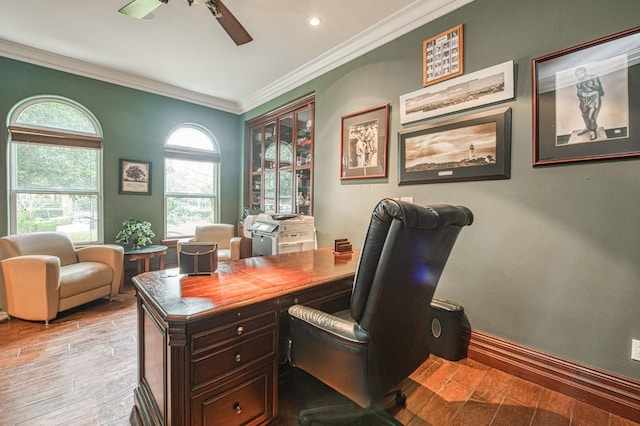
[298,390,405,425]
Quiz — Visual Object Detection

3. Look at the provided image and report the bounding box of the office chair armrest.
[288,304,369,343]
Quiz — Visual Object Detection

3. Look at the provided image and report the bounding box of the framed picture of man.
[340,104,390,180]
[533,26,640,165]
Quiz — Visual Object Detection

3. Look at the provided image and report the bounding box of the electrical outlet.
[632,339,640,362]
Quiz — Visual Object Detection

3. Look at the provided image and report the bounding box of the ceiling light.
[307,16,322,26]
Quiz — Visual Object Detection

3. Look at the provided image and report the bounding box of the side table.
[124,245,168,275]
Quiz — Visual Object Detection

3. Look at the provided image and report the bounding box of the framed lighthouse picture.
[398,107,512,184]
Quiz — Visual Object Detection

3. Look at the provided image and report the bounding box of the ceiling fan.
[119,0,253,45]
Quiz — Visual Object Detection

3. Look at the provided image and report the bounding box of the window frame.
[7,95,104,244]
[164,123,221,240]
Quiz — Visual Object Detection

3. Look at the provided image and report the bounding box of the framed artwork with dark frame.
[119,159,152,195]
[423,24,464,87]
[398,107,511,185]
[340,104,390,180]
[533,26,640,166]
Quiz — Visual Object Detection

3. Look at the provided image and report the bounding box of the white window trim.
[7,95,104,243]
[164,123,221,239]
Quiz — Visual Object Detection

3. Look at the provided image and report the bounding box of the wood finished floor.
[0,282,638,426]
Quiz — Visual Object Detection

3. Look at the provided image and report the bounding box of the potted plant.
[115,218,155,250]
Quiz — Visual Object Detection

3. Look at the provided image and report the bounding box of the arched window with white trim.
[164,124,220,238]
[7,96,103,244]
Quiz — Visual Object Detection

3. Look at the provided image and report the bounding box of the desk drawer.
[192,331,275,389]
[280,279,352,311]
[192,311,277,355]
[191,362,274,426]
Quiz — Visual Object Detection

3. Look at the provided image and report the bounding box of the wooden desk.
[125,244,168,274]
[132,248,358,426]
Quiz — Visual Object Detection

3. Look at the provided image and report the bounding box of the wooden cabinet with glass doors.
[248,94,314,216]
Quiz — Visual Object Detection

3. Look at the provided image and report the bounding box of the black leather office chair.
[287,199,473,425]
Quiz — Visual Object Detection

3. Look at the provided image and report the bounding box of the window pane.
[166,196,215,237]
[166,158,215,195]
[15,143,98,191]
[167,127,215,151]
[16,101,97,134]
[16,193,98,243]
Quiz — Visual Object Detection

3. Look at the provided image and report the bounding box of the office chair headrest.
[372,198,474,229]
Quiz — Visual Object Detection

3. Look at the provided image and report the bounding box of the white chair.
[177,223,241,263]
[0,232,124,324]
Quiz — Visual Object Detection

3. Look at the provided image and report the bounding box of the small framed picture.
[423,24,464,87]
[340,104,390,180]
[398,107,511,185]
[119,159,151,195]
[533,26,640,165]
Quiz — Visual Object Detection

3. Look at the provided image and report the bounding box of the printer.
[250,213,316,256]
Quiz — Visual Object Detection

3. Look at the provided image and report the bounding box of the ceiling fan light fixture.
[307,16,322,27]
[205,0,222,18]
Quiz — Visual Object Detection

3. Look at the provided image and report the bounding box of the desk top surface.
[132,248,359,320]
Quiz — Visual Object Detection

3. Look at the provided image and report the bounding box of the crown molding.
[239,0,474,112]
[0,39,243,114]
[0,0,473,115]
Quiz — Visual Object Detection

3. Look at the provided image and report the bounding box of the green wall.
[245,0,640,379]
[0,57,243,245]
[1,0,638,381]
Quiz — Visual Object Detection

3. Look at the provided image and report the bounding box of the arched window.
[164,124,220,238]
[7,96,103,244]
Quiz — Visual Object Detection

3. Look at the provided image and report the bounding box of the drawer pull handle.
[235,353,242,363]
[233,402,242,414]
[293,298,299,304]
[236,326,244,335]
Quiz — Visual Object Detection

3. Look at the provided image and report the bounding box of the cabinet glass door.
[295,109,312,167]
[250,175,261,211]
[264,170,276,213]
[279,115,293,214]
[295,169,311,215]
[251,127,262,173]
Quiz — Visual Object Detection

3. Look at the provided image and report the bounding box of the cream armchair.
[0,232,124,325]
[177,223,244,262]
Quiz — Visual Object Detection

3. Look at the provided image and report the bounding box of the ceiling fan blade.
[207,0,253,46]
[119,0,166,19]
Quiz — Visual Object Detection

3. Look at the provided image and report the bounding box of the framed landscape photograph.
[398,107,511,185]
[533,26,640,166]
[401,60,514,124]
[340,104,390,180]
[423,24,464,87]
[119,159,151,195]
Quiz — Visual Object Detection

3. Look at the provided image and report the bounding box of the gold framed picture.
[423,24,464,87]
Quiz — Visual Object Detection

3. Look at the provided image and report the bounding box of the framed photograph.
[340,104,390,180]
[401,60,514,124]
[119,159,151,195]
[533,26,640,166]
[423,24,464,87]
[398,107,511,185]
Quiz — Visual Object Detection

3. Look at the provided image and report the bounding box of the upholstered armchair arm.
[230,237,242,260]
[288,305,369,343]
[76,245,125,297]
[0,255,61,322]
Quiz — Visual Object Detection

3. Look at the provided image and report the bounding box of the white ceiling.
[0,0,472,114]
